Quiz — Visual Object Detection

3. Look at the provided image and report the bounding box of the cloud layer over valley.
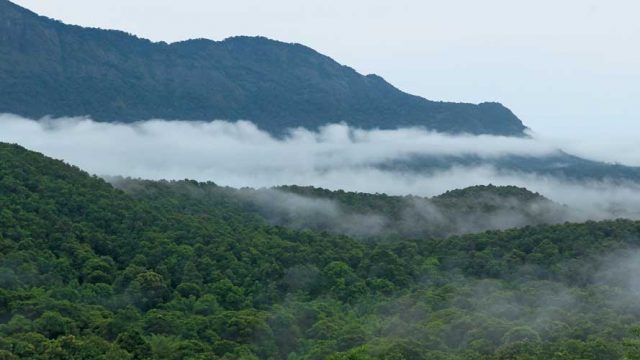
[2,114,640,222]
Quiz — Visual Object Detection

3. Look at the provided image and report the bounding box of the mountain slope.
[0,0,526,136]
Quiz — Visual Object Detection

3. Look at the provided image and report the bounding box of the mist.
[269,246,640,355]
[225,187,572,238]
[236,189,389,238]
[2,114,640,223]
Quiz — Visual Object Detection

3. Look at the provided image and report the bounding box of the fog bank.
[2,114,640,221]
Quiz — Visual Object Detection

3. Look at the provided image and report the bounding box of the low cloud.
[232,187,572,238]
[1,114,640,222]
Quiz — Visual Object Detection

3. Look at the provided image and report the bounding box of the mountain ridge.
[0,0,527,136]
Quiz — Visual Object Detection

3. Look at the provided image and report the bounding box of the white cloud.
[1,114,640,221]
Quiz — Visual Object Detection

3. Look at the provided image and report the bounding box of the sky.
[11,0,640,145]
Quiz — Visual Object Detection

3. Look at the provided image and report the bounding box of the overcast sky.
[11,0,640,145]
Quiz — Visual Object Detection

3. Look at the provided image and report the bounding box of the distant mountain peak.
[0,0,527,136]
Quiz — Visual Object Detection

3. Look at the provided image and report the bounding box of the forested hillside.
[114,180,570,239]
[2,143,640,359]
[0,0,526,136]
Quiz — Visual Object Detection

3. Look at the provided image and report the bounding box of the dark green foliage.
[3,142,640,359]
[116,330,152,359]
[434,184,545,202]
[0,0,526,137]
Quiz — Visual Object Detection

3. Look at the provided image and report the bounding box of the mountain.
[377,151,640,182]
[0,0,527,136]
[4,142,640,359]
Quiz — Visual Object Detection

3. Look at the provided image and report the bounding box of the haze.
[11,0,640,149]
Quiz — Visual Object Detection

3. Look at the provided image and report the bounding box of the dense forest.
[3,142,640,359]
[0,0,525,136]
